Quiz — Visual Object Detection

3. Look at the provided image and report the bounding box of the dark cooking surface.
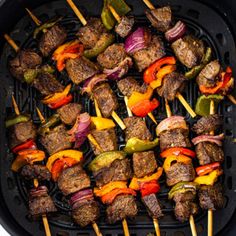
[0,0,236,235]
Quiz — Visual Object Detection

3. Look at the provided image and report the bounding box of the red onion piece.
[30,186,48,198]
[192,134,224,146]
[70,189,94,209]
[165,21,187,42]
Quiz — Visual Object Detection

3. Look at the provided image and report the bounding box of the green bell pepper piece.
[5,114,31,128]
[38,114,60,136]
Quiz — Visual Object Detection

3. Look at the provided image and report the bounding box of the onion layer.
[192,134,224,146]
[70,189,94,209]
[30,186,48,198]
[82,74,107,94]
[165,21,187,42]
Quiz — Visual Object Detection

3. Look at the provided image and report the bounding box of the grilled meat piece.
[166,162,195,186]
[159,128,191,151]
[115,16,134,38]
[171,35,205,68]
[89,128,117,155]
[197,60,221,88]
[145,6,172,32]
[132,35,165,71]
[94,159,132,188]
[192,114,222,135]
[20,164,51,181]
[124,117,152,142]
[97,43,127,69]
[93,83,118,118]
[58,164,91,196]
[133,151,157,178]
[39,24,67,57]
[9,121,37,149]
[142,193,163,219]
[198,183,224,210]
[77,18,107,49]
[106,194,138,224]
[195,142,224,165]
[9,49,42,81]
[66,56,99,85]
[57,103,82,125]
[32,72,64,96]
[156,71,186,101]
[40,124,72,155]
[72,200,100,227]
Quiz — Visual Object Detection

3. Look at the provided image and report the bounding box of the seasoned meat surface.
[172,35,205,68]
[21,164,51,181]
[124,117,152,142]
[32,72,64,96]
[97,43,127,69]
[89,128,117,155]
[40,124,72,155]
[145,6,172,32]
[93,83,118,117]
[197,60,221,88]
[58,164,91,195]
[142,193,163,219]
[192,114,222,135]
[72,200,100,227]
[195,142,224,165]
[132,35,165,71]
[9,121,36,149]
[94,158,132,188]
[115,16,134,38]
[66,56,99,85]
[39,24,67,57]
[9,49,42,81]
[156,72,186,100]
[57,103,82,125]
[106,195,138,224]
[133,151,157,178]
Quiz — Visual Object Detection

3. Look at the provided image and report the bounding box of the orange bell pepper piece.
[160,147,196,158]
[163,155,192,172]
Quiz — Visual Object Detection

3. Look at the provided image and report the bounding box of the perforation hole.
[186,9,199,19]
[216,33,225,46]
[226,156,232,169]
[227,176,232,190]
[224,51,230,65]
[7,177,15,190]
[224,195,229,208]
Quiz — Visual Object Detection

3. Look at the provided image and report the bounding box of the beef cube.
[57,103,82,125]
[65,56,99,85]
[89,128,117,155]
[58,164,91,196]
[93,83,118,118]
[124,117,152,142]
[133,151,157,178]
[106,195,138,224]
[115,16,134,38]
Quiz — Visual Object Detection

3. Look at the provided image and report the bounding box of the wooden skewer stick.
[94,99,102,118]
[124,96,133,117]
[92,222,103,236]
[227,94,236,105]
[25,8,42,26]
[66,0,87,26]
[111,111,126,130]
[142,0,155,10]
[153,218,161,236]
[122,218,130,236]
[36,107,46,124]
[11,95,20,116]
[4,34,20,52]
[165,98,172,118]
[108,5,121,23]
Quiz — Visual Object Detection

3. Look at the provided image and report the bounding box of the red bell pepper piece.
[160,147,196,158]
[12,139,37,154]
[140,180,160,197]
[48,94,73,109]
[196,162,221,176]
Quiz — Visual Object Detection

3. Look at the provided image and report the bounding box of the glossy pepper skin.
[194,169,223,185]
[140,180,160,197]
[12,139,36,154]
[91,116,115,130]
[48,93,73,109]
[196,162,220,176]
[5,114,30,128]
[163,155,192,172]
[160,147,195,158]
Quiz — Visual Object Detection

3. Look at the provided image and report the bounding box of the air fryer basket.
[0,0,236,235]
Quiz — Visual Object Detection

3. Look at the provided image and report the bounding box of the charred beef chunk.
[198,183,224,210]
[97,43,127,69]
[124,117,152,142]
[106,194,138,224]
[89,128,117,155]
[40,124,72,155]
[166,162,195,186]
[65,56,99,85]
[173,192,198,222]
[192,114,222,135]
[72,200,100,227]
[145,6,172,32]
[39,24,67,57]
[171,35,205,68]
[115,16,134,38]
[197,60,221,88]
[133,151,157,178]
[9,49,42,81]
[93,83,118,118]
[32,72,64,96]
[57,103,82,125]
[132,35,165,72]
[21,164,51,181]
[58,164,91,196]
[94,159,132,188]
[142,193,163,219]
[77,18,107,49]
[195,142,224,165]
[156,71,186,101]
[159,128,191,151]
[9,121,37,149]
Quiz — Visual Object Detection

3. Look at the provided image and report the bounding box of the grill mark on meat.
[115,16,134,38]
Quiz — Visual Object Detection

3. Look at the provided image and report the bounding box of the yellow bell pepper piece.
[91,116,116,130]
[194,169,223,185]
[163,155,192,172]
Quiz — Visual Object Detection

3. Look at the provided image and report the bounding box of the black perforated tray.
[0,0,236,235]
